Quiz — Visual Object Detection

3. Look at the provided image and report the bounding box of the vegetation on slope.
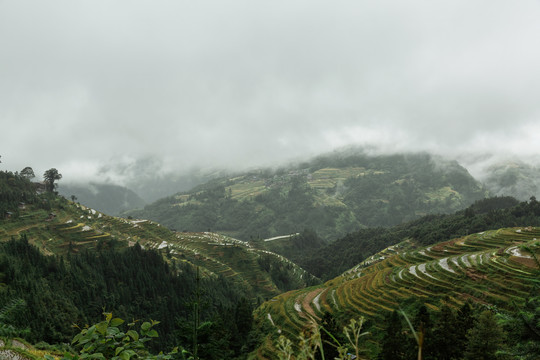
[0,175,315,301]
[298,196,540,279]
[253,227,540,359]
[0,169,317,359]
[128,151,486,242]
[0,171,38,218]
[2,163,539,359]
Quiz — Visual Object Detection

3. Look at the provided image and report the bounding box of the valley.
[1,155,539,359]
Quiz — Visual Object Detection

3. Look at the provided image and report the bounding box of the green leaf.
[120,349,136,360]
[107,326,120,337]
[140,322,151,332]
[87,353,106,360]
[104,312,113,322]
[95,322,108,336]
[110,318,125,327]
[72,332,83,344]
[86,326,96,336]
[115,346,125,356]
[126,329,139,342]
[147,329,159,338]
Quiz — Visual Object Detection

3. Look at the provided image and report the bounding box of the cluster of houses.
[3,202,26,219]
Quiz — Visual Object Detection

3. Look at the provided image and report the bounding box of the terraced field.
[0,201,314,302]
[144,231,314,300]
[253,227,540,358]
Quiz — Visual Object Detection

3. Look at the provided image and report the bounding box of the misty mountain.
[481,160,540,201]
[96,156,224,203]
[127,151,486,242]
[58,182,146,215]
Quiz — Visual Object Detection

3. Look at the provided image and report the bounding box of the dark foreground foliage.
[0,236,255,359]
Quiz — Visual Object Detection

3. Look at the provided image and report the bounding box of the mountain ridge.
[127,151,486,242]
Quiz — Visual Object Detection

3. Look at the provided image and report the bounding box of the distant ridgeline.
[127,152,486,242]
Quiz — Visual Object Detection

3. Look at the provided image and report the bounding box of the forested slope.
[299,196,540,279]
[0,170,316,359]
[128,151,486,242]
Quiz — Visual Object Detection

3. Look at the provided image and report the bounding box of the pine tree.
[431,305,459,360]
[455,302,474,354]
[380,311,407,360]
[464,310,507,360]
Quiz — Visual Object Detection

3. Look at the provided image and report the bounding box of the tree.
[0,298,28,338]
[455,303,475,353]
[43,168,62,192]
[20,166,35,180]
[71,195,77,202]
[431,305,460,360]
[498,290,540,359]
[464,310,507,360]
[380,311,407,360]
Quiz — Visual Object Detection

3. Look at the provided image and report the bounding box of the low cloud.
[1,1,539,183]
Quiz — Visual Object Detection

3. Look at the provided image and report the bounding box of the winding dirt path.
[300,288,324,320]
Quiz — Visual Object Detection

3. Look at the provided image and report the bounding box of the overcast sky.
[2,1,540,183]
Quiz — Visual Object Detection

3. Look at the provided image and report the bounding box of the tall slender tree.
[43,168,62,192]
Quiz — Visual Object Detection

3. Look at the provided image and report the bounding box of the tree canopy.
[43,168,62,192]
[20,166,35,180]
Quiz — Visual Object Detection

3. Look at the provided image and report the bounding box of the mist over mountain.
[50,148,540,223]
[480,161,540,201]
[126,150,486,242]
[3,162,538,359]
[2,1,540,185]
[87,156,225,203]
[58,182,146,215]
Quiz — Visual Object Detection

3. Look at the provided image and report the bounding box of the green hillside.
[252,227,540,359]
[3,167,539,359]
[296,196,540,280]
[0,188,314,303]
[0,170,319,358]
[128,151,486,242]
